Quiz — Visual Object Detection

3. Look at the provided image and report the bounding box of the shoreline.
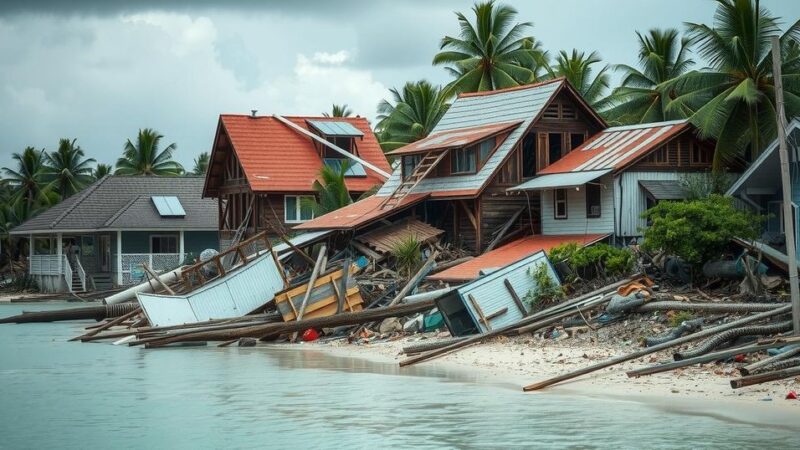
[283,333,800,429]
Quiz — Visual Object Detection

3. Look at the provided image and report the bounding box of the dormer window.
[307,119,363,157]
[451,146,477,174]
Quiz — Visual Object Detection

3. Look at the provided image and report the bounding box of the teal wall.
[120,230,218,254]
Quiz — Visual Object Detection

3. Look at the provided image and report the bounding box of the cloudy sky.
[0,0,797,170]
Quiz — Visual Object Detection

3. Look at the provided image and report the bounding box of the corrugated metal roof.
[307,119,365,137]
[138,251,285,327]
[355,218,444,254]
[428,234,609,282]
[727,118,800,196]
[11,176,217,234]
[437,251,561,335]
[538,120,691,175]
[638,179,687,200]
[293,193,429,231]
[377,79,567,197]
[509,169,611,191]
[387,121,522,156]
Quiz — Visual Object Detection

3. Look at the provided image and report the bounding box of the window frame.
[553,189,568,220]
[284,195,316,224]
[402,154,422,179]
[585,183,602,218]
[548,132,564,165]
[150,234,178,254]
[450,146,477,175]
[689,141,713,165]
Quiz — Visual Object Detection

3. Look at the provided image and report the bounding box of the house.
[202,113,392,246]
[508,119,718,242]
[727,118,800,264]
[296,78,606,252]
[10,176,219,293]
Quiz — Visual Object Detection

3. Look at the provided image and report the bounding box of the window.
[402,155,422,179]
[586,184,601,218]
[548,133,563,165]
[644,145,668,164]
[285,195,315,223]
[479,137,496,165]
[554,189,568,219]
[522,133,537,178]
[451,146,476,174]
[151,235,178,254]
[81,236,95,257]
[498,151,519,185]
[33,236,55,255]
[690,141,713,165]
[323,136,354,157]
[570,133,585,150]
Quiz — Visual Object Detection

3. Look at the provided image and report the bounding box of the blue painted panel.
[184,231,219,254]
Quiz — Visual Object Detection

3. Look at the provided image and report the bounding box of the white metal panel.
[614,171,689,237]
[540,174,616,235]
[138,294,197,327]
[509,170,610,191]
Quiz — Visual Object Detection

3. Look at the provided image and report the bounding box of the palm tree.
[93,163,112,180]
[43,138,95,199]
[544,50,610,106]
[433,1,545,96]
[301,163,352,216]
[599,28,695,125]
[376,80,450,151]
[2,147,53,211]
[666,0,800,167]
[323,104,353,118]
[192,152,210,175]
[115,129,184,176]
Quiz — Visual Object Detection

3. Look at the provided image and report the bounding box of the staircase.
[92,274,113,291]
[70,271,84,293]
[380,151,446,210]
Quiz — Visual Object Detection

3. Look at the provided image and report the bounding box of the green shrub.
[548,242,634,278]
[641,195,761,266]
[523,262,564,307]
[669,311,695,327]
[390,234,422,277]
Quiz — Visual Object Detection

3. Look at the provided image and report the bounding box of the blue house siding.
[184,231,219,254]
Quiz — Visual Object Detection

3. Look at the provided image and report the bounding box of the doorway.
[99,235,111,272]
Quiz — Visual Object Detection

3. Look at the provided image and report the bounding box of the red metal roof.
[539,120,691,175]
[219,115,391,193]
[428,233,609,283]
[292,193,429,231]
[387,121,522,156]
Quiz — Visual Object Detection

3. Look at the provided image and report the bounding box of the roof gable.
[205,115,391,196]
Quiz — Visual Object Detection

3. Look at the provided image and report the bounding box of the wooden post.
[141,263,175,295]
[730,365,800,389]
[291,244,327,342]
[386,251,438,307]
[70,307,143,341]
[503,279,529,316]
[771,36,800,335]
[468,294,492,331]
[274,232,316,266]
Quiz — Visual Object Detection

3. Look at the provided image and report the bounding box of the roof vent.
[250,109,258,117]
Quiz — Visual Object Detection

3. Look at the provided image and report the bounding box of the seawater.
[0,302,797,450]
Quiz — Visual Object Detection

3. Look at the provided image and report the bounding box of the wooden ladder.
[379,151,446,210]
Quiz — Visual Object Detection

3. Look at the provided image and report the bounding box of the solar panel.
[323,158,367,177]
[152,196,186,217]
[307,120,364,137]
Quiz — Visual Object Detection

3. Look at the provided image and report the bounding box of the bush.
[669,311,695,327]
[641,195,761,266]
[523,262,564,307]
[390,234,422,277]
[679,170,736,200]
[547,242,634,279]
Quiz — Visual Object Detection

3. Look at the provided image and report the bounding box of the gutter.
[273,115,391,180]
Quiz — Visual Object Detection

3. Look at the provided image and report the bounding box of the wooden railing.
[179,231,285,293]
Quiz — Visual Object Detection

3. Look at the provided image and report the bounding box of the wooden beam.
[484,307,508,321]
[468,294,492,331]
[458,200,477,230]
[504,279,529,317]
[485,206,526,253]
[141,263,175,296]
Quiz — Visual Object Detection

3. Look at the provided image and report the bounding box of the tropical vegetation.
[376,80,449,151]
[323,104,353,118]
[192,152,210,175]
[115,128,184,176]
[301,162,354,217]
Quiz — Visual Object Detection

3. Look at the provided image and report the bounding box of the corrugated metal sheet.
[293,193,429,231]
[355,219,444,254]
[638,180,687,200]
[509,169,610,191]
[377,79,564,197]
[272,230,333,260]
[437,251,560,335]
[137,252,285,327]
[539,174,615,236]
[387,121,522,156]
[614,171,688,237]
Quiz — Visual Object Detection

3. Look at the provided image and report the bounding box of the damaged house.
[202,113,392,247]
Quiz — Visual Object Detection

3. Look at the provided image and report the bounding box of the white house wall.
[614,171,690,237]
[540,174,615,235]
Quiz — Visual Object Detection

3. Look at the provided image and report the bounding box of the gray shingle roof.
[11,176,217,234]
[378,79,563,196]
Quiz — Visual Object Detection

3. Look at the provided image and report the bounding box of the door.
[99,235,111,272]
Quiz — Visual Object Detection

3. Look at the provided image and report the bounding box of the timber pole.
[771,36,800,335]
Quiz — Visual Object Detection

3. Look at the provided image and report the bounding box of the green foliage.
[548,242,634,278]
[664,0,800,168]
[2,147,54,212]
[115,128,184,176]
[678,170,736,200]
[92,163,112,181]
[523,262,564,307]
[301,162,353,216]
[323,104,353,118]
[43,138,96,199]
[433,0,546,96]
[641,195,761,265]
[192,152,210,175]
[544,49,610,106]
[376,80,449,151]
[390,234,422,277]
[669,311,696,327]
[599,28,695,125]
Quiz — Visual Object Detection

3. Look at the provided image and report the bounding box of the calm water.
[0,302,798,450]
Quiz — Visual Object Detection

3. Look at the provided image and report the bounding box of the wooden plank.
[484,307,508,321]
[503,279,529,317]
[468,294,492,331]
